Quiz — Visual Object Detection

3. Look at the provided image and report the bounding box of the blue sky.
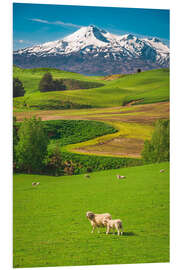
[13,3,170,50]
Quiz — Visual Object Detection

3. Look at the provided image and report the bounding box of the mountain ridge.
[13,25,169,75]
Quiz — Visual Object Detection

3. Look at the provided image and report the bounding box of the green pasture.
[13,67,169,110]
[13,162,169,267]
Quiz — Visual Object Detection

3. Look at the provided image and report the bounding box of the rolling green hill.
[13,162,169,268]
[13,66,169,110]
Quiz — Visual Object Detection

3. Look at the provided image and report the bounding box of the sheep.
[160,169,165,173]
[84,174,90,178]
[32,182,40,186]
[103,217,123,236]
[116,174,126,179]
[86,211,112,233]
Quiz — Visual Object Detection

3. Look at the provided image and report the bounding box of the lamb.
[116,174,126,179]
[32,182,40,186]
[103,216,123,236]
[86,211,112,233]
[84,174,90,178]
[160,169,165,173]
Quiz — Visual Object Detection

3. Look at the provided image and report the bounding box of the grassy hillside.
[13,162,169,268]
[13,67,169,110]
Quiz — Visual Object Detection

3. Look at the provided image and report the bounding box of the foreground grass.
[13,162,169,267]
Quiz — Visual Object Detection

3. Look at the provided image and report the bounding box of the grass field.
[13,162,169,268]
[13,67,169,110]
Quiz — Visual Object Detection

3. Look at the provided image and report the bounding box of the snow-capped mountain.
[13,25,169,75]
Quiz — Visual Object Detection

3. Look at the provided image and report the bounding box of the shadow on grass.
[101,231,136,236]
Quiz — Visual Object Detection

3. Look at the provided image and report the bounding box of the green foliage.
[39,72,54,92]
[44,146,64,176]
[52,79,66,91]
[13,77,25,97]
[39,72,67,92]
[142,119,169,163]
[13,116,19,166]
[16,117,49,173]
[43,120,117,144]
[13,162,169,267]
[60,151,142,175]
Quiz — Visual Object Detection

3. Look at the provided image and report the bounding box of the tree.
[141,119,169,163]
[39,72,54,92]
[13,78,25,97]
[16,117,49,173]
[52,79,66,91]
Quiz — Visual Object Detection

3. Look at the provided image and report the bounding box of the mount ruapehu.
[13,25,169,76]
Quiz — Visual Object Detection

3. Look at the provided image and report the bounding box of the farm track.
[14,101,169,158]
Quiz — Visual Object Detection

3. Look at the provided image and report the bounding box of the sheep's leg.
[115,224,120,236]
[106,225,110,235]
[121,224,123,235]
[91,226,95,233]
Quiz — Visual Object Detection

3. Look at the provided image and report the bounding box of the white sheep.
[160,169,165,173]
[86,211,112,233]
[32,182,40,186]
[116,174,126,179]
[84,174,90,178]
[103,217,123,236]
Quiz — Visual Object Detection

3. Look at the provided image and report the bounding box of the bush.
[16,117,49,173]
[39,73,66,92]
[39,72,54,92]
[141,119,169,163]
[44,146,64,176]
[13,77,25,97]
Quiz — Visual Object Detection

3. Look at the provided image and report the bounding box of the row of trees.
[39,73,66,92]
[13,72,66,98]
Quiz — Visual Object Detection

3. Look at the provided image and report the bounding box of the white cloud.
[29,18,83,29]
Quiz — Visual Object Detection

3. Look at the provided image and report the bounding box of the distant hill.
[13,25,169,76]
[13,67,169,110]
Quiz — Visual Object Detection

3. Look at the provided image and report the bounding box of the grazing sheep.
[84,174,90,178]
[116,174,126,179]
[32,182,40,186]
[160,169,165,173]
[103,217,123,236]
[86,211,112,233]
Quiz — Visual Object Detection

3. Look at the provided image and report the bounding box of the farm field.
[13,162,169,268]
[14,101,169,158]
[13,67,169,110]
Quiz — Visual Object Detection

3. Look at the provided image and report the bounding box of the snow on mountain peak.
[14,25,169,70]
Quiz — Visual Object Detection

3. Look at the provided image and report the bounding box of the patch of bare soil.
[76,137,144,158]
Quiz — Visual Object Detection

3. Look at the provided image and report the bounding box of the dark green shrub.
[44,146,64,176]
[13,77,25,97]
[39,72,54,92]
[141,119,169,163]
[39,73,66,92]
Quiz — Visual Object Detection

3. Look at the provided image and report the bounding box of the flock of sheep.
[31,168,165,236]
[86,211,123,236]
